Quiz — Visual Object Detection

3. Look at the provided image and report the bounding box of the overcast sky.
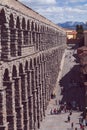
[19,0,87,24]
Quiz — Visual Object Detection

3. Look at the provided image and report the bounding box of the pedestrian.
[80,123,84,130]
[79,118,80,124]
[64,105,67,113]
[67,115,70,122]
[57,108,59,114]
[75,128,77,130]
[59,100,61,105]
[83,119,86,126]
[77,106,80,111]
[71,122,74,128]
[55,99,57,105]
[54,108,56,114]
[69,110,72,115]
[50,109,53,115]
[85,119,87,126]
[79,117,83,124]
[53,93,56,98]
[58,108,61,113]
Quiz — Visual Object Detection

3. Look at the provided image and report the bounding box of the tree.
[76,24,84,47]
[76,24,84,39]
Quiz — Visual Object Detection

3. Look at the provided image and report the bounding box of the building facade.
[77,31,87,107]
[66,29,77,40]
[0,0,66,130]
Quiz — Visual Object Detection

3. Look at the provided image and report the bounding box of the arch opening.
[19,63,23,75]
[25,61,28,71]
[3,69,10,81]
[9,14,14,28]
[0,9,6,25]
[27,20,30,30]
[22,17,26,30]
[12,65,17,78]
[16,16,20,29]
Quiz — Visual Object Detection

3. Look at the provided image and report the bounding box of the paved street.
[39,44,86,130]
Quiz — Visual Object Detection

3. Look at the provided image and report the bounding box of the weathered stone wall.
[0,0,66,130]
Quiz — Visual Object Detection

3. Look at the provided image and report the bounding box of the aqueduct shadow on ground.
[59,45,85,110]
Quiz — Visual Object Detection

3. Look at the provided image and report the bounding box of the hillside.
[58,21,87,30]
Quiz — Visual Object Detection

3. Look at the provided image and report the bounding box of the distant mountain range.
[57,21,87,30]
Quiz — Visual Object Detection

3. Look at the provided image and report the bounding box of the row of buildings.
[77,31,87,108]
[0,0,66,130]
[66,28,87,109]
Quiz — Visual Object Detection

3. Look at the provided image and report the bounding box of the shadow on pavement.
[59,64,85,110]
[59,44,85,110]
[73,54,79,63]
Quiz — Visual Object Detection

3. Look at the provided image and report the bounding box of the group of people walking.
[67,111,86,130]
[79,116,87,130]
[50,100,73,114]
[50,105,68,115]
[50,108,61,115]
[50,99,87,130]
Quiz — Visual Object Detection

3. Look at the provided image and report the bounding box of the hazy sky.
[19,0,87,24]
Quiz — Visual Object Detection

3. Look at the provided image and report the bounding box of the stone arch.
[16,16,22,56]
[19,62,30,130]
[22,17,28,45]
[30,59,33,69]
[47,26,48,31]
[42,26,44,32]
[39,25,41,32]
[22,17,26,30]
[19,63,23,75]
[34,57,36,66]
[31,21,35,45]
[3,68,16,130]
[41,25,43,32]
[0,9,10,59]
[9,13,14,28]
[31,21,34,31]
[9,13,17,57]
[37,56,39,65]
[40,25,42,32]
[12,64,24,130]
[40,54,42,62]
[25,60,29,71]
[27,19,30,30]
[35,23,37,31]
[0,8,6,25]
[35,23,38,49]
[44,26,46,32]
[16,16,20,29]
[3,68,10,81]
[12,65,17,78]
[42,53,44,61]
[38,24,40,32]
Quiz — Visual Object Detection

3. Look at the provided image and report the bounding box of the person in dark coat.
[71,122,73,128]
[67,115,70,122]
